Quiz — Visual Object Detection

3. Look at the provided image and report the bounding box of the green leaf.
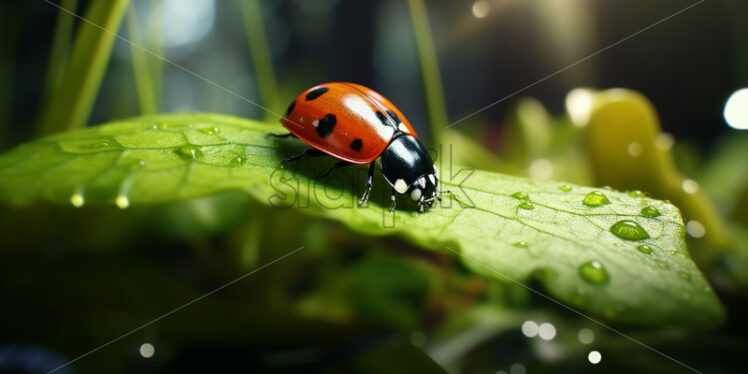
[0,113,723,327]
[579,88,732,254]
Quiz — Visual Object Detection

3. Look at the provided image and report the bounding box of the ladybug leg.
[358,162,376,207]
[316,161,352,179]
[267,132,296,139]
[282,148,326,163]
[389,187,397,212]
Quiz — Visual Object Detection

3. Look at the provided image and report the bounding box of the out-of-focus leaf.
[698,132,748,224]
[0,113,723,327]
[580,88,732,253]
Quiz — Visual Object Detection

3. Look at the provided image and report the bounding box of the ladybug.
[270,82,441,213]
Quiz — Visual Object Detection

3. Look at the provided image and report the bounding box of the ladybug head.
[380,135,440,212]
[407,173,439,213]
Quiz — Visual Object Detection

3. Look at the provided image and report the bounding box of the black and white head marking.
[379,135,439,212]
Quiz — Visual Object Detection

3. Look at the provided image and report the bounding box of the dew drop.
[558,184,572,192]
[519,201,535,210]
[655,259,670,269]
[511,191,529,200]
[230,156,246,166]
[78,141,111,150]
[115,194,130,209]
[513,241,529,248]
[199,127,220,135]
[579,261,609,284]
[640,206,661,218]
[159,123,190,129]
[70,192,85,208]
[610,220,650,240]
[636,244,654,254]
[176,145,201,160]
[583,191,610,207]
[628,190,646,198]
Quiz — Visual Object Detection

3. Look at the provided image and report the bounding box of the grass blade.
[408,0,448,145]
[38,0,131,136]
[126,4,157,114]
[39,0,79,117]
[240,0,281,121]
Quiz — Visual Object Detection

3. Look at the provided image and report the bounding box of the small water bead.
[70,193,85,208]
[579,261,609,284]
[640,206,661,218]
[513,241,529,248]
[230,156,246,166]
[636,244,654,254]
[115,194,130,209]
[610,220,650,240]
[511,191,530,200]
[518,201,535,210]
[176,145,201,160]
[78,141,111,150]
[583,191,610,207]
[159,123,190,129]
[558,184,572,192]
[628,190,646,198]
[655,259,670,269]
[199,127,220,135]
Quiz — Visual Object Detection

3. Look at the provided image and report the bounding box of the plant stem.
[147,0,163,112]
[38,0,131,136]
[240,0,281,122]
[38,0,79,118]
[408,0,447,145]
[126,4,157,114]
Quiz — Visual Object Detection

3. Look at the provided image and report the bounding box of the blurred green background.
[1,0,748,373]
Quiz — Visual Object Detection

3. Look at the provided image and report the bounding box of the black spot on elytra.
[316,114,336,138]
[386,110,401,124]
[285,101,295,117]
[349,138,363,151]
[306,86,329,101]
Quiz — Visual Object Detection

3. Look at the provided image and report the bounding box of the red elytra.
[281,82,418,164]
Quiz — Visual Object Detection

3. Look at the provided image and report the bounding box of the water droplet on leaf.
[199,127,220,135]
[579,261,609,284]
[70,192,84,208]
[159,123,190,129]
[230,156,246,166]
[511,192,529,200]
[115,194,130,209]
[640,206,661,218]
[513,241,529,248]
[628,190,646,198]
[610,220,650,240]
[558,184,572,192]
[636,244,653,254]
[583,191,610,207]
[519,201,535,210]
[176,145,201,160]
